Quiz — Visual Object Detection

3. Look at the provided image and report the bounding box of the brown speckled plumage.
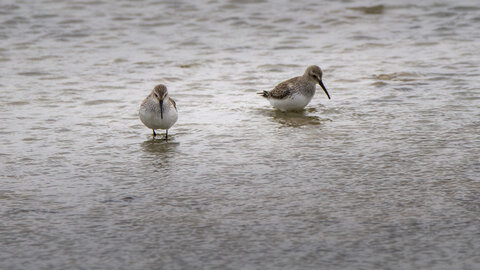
[258,65,331,111]
[139,84,178,139]
[268,76,316,99]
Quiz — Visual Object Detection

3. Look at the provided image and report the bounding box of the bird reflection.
[141,137,179,155]
[140,138,180,170]
[258,107,331,127]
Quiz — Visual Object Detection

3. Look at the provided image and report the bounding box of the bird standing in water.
[139,84,178,139]
[259,65,331,111]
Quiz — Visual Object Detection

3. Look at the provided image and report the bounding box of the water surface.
[1,0,479,269]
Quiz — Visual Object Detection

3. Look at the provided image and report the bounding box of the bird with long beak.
[258,65,331,112]
[139,84,178,139]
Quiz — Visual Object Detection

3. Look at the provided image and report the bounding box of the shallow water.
[1,0,480,269]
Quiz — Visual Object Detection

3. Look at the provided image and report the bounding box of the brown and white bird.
[139,84,178,139]
[258,65,331,111]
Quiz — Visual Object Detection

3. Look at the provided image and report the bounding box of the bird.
[139,84,178,139]
[258,65,331,111]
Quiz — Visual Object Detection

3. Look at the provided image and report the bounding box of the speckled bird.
[258,65,331,111]
[139,84,178,139]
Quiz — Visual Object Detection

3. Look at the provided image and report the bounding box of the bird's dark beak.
[159,99,164,119]
[318,80,331,100]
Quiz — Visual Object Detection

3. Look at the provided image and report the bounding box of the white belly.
[139,106,178,130]
[269,93,312,112]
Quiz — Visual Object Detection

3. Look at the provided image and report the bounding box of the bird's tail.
[257,90,269,98]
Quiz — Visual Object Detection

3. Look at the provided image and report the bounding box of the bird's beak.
[318,80,331,100]
[159,99,164,119]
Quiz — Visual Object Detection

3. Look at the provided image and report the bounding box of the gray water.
[1,0,480,269]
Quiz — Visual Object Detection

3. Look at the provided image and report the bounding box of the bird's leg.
[165,129,168,140]
[152,129,156,137]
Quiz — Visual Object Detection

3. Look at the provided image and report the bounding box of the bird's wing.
[268,77,299,99]
[169,97,177,110]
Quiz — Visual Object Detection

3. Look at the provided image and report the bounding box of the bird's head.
[306,65,330,100]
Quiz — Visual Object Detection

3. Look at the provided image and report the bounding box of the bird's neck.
[302,73,316,83]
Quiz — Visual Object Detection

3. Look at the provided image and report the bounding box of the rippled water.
[1,0,480,269]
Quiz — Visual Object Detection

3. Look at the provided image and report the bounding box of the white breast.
[269,93,312,112]
[139,100,178,130]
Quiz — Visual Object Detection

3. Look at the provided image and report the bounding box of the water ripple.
[1,0,479,269]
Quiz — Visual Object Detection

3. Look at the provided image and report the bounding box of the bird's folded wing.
[169,97,177,110]
[268,77,297,99]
